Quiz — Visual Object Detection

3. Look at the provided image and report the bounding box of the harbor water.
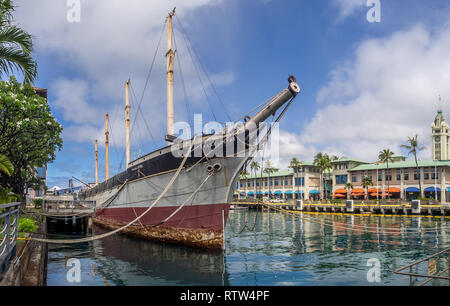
[46,210,450,286]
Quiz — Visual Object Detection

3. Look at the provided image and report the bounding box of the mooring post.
[222,209,225,251]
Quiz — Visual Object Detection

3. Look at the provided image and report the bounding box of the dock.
[232,201,450,217]
[43,195,96,232]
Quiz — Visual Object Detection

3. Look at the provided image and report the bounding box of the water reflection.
[225,210,449,286]
[47,210,449,286]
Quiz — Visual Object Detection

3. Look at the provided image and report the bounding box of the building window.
[295,178,304,186]
[352,176,357,183]
[335,175,348,185]
[378,175,382,182]
[275,179,279,186]
[414,170,420,180]
[385,175,392,181]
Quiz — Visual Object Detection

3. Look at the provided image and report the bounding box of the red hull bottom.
[93,203,230,250]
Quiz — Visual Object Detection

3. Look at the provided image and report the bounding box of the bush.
[33,198,43,208]
[18,218,38,233]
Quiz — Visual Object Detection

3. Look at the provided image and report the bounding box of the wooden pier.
[43,195,96,233]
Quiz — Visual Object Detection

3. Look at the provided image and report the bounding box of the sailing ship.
[78,8,300,250]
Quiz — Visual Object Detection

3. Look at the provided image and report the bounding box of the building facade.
[235,162,322,200]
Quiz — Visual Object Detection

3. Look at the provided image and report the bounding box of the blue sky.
[10,0,450,188]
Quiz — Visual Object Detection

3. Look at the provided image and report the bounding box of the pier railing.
[394,247,450,286]
[0,202,19,274]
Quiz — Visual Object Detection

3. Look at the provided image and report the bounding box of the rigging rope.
[175,15,233,122]
[174,16,218,122]
[28,138,195,244]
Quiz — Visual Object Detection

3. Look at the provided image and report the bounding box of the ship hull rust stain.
[93,216,224,250]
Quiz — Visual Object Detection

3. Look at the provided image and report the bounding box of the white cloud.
[332,0,365,20]
[300,23,450,163]
[15,0,233,146]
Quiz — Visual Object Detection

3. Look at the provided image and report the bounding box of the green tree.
[289,157,302,200]
[401,135,425,196]
[378,149,395,199]
[0,0,37,83]
[361,176,373,200]
[0,77,63,202]
[263,160,278,199]
[313,153,332,200]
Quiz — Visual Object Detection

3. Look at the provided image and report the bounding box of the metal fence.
[0,202,20,274]
[394,247,450,286]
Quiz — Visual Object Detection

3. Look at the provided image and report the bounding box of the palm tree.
[289,158,302,200]
[263,161,278,199]
[344,182,353,200]
[401,135,425,198]
[0,1,37,83]
[0,154,18,204]
[0,154,13,176]
[313,153,332,200]
[250,161,260,200]
[378,149,395,199]
[240,169,250,199]
[361,176,373,200]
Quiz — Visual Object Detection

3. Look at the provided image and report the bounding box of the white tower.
[431,109,450,161]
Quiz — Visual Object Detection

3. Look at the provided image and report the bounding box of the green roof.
[350,160,450,171]
[241,170,294,180]
[331,157,367,164]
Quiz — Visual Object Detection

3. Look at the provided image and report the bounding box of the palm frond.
[0,25,33,54]
[0,45,37,83]
[0,154,13,176]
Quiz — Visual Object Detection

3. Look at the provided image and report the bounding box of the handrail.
[0,202,20,274]
[394,247,450,286]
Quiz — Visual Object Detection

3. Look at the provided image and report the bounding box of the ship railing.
[0,202,20,274]
[394,247,450,286]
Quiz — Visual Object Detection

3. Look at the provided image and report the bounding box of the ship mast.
[105,113,109,180]
[165,7,176,144]
[95,139,98,185]
[125,79,131,168]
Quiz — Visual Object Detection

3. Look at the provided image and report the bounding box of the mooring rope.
[261,203,450,235]
[27,139,195,244]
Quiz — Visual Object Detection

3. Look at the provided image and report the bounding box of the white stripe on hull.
[86,157,247,210]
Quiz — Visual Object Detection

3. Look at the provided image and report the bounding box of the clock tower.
[431,110,450,160]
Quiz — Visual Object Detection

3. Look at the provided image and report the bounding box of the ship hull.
[93,204,229,249]
[81,155,247,249]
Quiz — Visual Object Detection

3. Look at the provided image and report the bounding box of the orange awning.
[335,189,347,194]
[386,187,400,193]
[351,188,365,194]
[368,188,381,193]
[332,194,346,198]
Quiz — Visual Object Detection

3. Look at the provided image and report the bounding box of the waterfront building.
[431,110,450,161]
[235,162,321,200]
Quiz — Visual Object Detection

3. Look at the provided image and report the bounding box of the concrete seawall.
[0,219,48,286]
